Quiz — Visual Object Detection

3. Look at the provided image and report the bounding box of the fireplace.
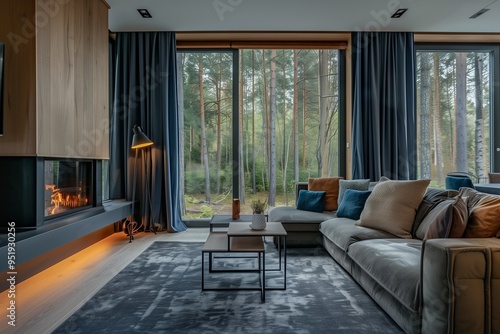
[0,157,103,229]
[44,160,93,218]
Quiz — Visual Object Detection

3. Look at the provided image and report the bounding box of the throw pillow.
[413,188,458,236]
[355,179,430,238]
[296,190,326,213]
[336,189,372,220]
[337,179,370,205]
[416,196,467,240]
[308,177,343,211]
[464,193,500,238]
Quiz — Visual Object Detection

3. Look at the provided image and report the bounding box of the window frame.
[177,47,346,222]
[415,43,500,174]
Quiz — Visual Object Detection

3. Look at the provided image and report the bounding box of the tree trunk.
[282,50,289,204]
[198,56,211,203]
[433,53,444,183]
[419,52,432,179]
[293,50,300,185]
[252,50,256,194]
[177,53,186,214]
[474,54,485,179]
[302,63,307,169]
[268,49,277,206]
[216,56,222,194]
[317,50,329,177]
[261,50,268,190]
[455,53,468,173]
[239,50,246,203]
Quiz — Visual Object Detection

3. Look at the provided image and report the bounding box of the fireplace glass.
[44,160,93,217]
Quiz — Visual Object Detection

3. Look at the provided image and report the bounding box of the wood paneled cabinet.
[0,0,109,159]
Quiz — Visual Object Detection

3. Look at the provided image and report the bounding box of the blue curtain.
[351,32,417,181]
[110,32,186,232]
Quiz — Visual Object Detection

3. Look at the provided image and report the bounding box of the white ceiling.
[107,0,500,33]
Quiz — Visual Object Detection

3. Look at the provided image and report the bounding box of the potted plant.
[250,199,267,230]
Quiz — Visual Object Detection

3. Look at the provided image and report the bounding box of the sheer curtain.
[351,32,417,181]
[110,32,186,232]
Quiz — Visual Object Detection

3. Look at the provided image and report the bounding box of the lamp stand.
[142,148,156,234]
[127,148,139,243]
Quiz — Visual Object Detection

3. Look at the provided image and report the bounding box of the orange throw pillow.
[464,195,500,238]
[308,177,343,211]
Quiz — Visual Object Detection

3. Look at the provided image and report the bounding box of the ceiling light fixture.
[137,9,152,18]
[470,0,497,19]
[391,8,408,18]
[469,8,490,19]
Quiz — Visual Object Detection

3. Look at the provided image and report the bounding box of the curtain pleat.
[110,32,186,232]
[351,32,417,181]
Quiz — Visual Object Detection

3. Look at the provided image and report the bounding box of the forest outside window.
[416,45,500,187]
[178,49,343,220]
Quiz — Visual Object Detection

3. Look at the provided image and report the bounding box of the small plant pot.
[250,214,266,230]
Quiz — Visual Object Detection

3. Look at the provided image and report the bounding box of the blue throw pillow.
[336,189,372,220]
[445,176,475,191]
[296,190,326,213]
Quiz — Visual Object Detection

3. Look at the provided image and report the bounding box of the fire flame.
[45,184,88,215]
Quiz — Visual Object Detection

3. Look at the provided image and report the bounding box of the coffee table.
[201,221,287,302]
[201,232,265,300]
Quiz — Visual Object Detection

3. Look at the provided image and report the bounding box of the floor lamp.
[126,125,154,242]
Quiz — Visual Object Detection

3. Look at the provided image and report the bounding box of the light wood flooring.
[0,228,210,334]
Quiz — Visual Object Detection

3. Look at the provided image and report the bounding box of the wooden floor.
[0,228,210,334]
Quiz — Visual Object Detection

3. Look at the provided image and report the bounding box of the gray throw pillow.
[415,196,467,240]
[412,188,458,236]
[338,179,370,205]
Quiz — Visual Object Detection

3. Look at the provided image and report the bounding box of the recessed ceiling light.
[137,9,152,18]
[391,8,408,18]
[469,8,490,19]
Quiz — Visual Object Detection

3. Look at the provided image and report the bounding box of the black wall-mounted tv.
[0,41,4,136]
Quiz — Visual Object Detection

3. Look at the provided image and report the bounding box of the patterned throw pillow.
[308,177,343,211]
[337,179,371,206]
[356,179,430,238]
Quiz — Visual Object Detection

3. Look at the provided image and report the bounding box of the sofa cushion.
[308,177,343,211]
[268,206,336,224]
[464,192,500,238]
[296,190,326,212]
[336,189,371,220]
[319,218,397,252]
[413,188,459,236]
[356,179,430,238]
[348,239,423,312]
[338,179,370,205]
[415,196,468,240]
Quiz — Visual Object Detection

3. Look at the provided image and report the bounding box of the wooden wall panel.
[36,0,109,159]
[0,0,37,156]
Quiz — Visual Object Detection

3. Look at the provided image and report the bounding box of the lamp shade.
[131,125,153,149]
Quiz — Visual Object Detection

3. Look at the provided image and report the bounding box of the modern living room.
[1,0,500,333]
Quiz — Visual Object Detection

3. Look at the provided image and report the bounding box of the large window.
[178,49,344,219]
[416,45,500,187]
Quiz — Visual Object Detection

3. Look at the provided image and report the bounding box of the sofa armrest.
[421,239,500,334]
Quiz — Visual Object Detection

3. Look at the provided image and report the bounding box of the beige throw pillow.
[356,179,430,238]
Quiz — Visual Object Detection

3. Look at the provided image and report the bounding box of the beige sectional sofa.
[270,180,500,333]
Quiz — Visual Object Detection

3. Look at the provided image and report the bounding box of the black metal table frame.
[201,242,266,301]
[201,235,286,298]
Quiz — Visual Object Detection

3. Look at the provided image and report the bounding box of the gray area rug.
[54,241,403,334]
